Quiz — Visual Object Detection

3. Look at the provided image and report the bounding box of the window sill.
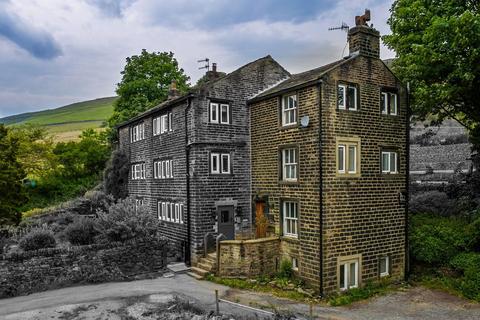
[336,108,358,112]
[279,123,298,131]
[281,235,299,243]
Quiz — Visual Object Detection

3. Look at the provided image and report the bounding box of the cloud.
[86,0,136,17]
[0,2,62,59]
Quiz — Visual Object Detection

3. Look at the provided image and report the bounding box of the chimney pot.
[168,79,179,99]
[348,10,380,59]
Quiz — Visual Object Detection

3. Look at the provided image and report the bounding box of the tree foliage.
[0,125,27,225]
[384,0,480,148]
[103,148,130,199]
[108,50,190,134]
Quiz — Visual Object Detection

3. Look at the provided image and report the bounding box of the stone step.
[187,271,204,280]
[197,261,215,271]
[190,266,210,277]
[207,252,217,259]
[167,262,190,274]
[199,257,216,265]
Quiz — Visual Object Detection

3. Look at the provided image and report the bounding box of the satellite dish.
[300,115,310,128]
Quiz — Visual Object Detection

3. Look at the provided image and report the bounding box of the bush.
[410,214,473,264]
[63,217,99,245]
[95,197,159,243]
[409,191,457,216]
[18,227,56,251]
[278,259,293,279]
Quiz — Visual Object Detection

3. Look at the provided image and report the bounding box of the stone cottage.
[248,21,408,294]
[117,57,290,264]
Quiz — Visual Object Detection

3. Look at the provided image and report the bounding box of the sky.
[0,0,395,118]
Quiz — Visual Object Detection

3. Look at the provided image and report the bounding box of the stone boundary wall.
[0,237,168,298]
[217,237,280,278]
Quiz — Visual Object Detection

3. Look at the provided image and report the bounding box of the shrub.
[103,149,129,200]
[63,217,99,245]
[18,227,56,251]
[278,259,293,279]
[409,191,457,216]
[95,197,159,243]
[410,214,472,264]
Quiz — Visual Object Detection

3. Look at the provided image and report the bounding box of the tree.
[108,50,190,135]
[103,148,129,199]
[384,0,480,149]
[0,125,27,225]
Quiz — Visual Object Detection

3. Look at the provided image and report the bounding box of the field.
[0,97,117,141]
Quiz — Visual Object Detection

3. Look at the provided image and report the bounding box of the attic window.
[210,102,230,124]
[281,94,297,126]
[381,90,398,115]
[338,83,358,111]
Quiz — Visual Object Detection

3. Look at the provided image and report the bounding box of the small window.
[135,198,144,211]
[379,256,389,277]
[131,163,146,180]
[281,94,297,126]
[161,115,168,133]
[339,258,359,291]
[131,123,145,142]
[175,204,180,222]
[221,154,230,174]
[220,104,230,124]
[211,152,231,174]
[338,83,358,111]
[210,103,219,123]
[337,138,360,175]
[211,153,220,174]
[381,151,398,174]
[281,148,298,181]
[381,91,398,115]
[283,201,298,238]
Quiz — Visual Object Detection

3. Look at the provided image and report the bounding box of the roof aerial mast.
[197,58,210,71]
[328,22,349,32]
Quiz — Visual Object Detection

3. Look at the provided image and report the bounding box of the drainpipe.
[405,83,411,279]
[185,96,193,266]
[317,80,324,297]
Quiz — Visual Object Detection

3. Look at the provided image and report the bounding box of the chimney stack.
[205,63,220,81]
[348,9,380,59]
[168,79,180,99]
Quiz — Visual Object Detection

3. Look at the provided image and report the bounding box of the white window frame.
[339,258,359,291]
[338,84,358,111]
[338,145,346,174]
[169,112,173,131]
[220,104,230,124]
[211,153,220,174]
[158,201,184,224]
[179,204,184,224]
[282,201,298,238]
[165,160,170,178]
[381,92,389,115]
[337,138,360,176]
[210,103,219,124]
[282,94,297,126]
[381,151,398,174]
[221,154,230,174]
[131,123,145,142]
[381,91,398,116]
[282,148,298,181]
[348,145,357,174]
[161,115,168,134]
[292,257,298,271]
[389,93,398,115]
[131,163,146,180]
[379,256,390,277]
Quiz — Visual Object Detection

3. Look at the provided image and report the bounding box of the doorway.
[217,205,235,240]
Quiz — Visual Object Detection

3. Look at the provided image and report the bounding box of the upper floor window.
[210,103,230,124]
[153,112,173,136]
[338,83,358,111]
[154,159,174,179]
[158,201,184,224]
[337,138,360,175]
[381,91,398,115]
[131,123,145,142]
[210,152,231,174]
[283,201,298,238]
[281,148,298,182]
[381,151,398,174]
[131,163,146,180]
[282,94,297,126]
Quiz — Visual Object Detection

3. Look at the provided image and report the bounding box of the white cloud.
[0,0,396,118]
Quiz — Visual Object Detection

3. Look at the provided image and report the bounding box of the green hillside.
[0,97,117,141]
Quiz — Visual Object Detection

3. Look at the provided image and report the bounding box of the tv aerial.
[328,22,349,32]
[197,58,210,71]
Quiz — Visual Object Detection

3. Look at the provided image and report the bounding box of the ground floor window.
[379,256,390,277]
[282,201,298,238]
[292,257,298,271]
[338,255,361,291]
[158,201,184,224]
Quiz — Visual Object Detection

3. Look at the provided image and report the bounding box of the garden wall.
[0,237,168,298]
[217,237,280,278]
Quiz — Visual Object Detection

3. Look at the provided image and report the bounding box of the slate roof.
[117,55,287,128]
[410,143,473,172]
[249,53,358,103]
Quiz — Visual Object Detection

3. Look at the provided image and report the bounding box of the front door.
[218,206,235,240]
